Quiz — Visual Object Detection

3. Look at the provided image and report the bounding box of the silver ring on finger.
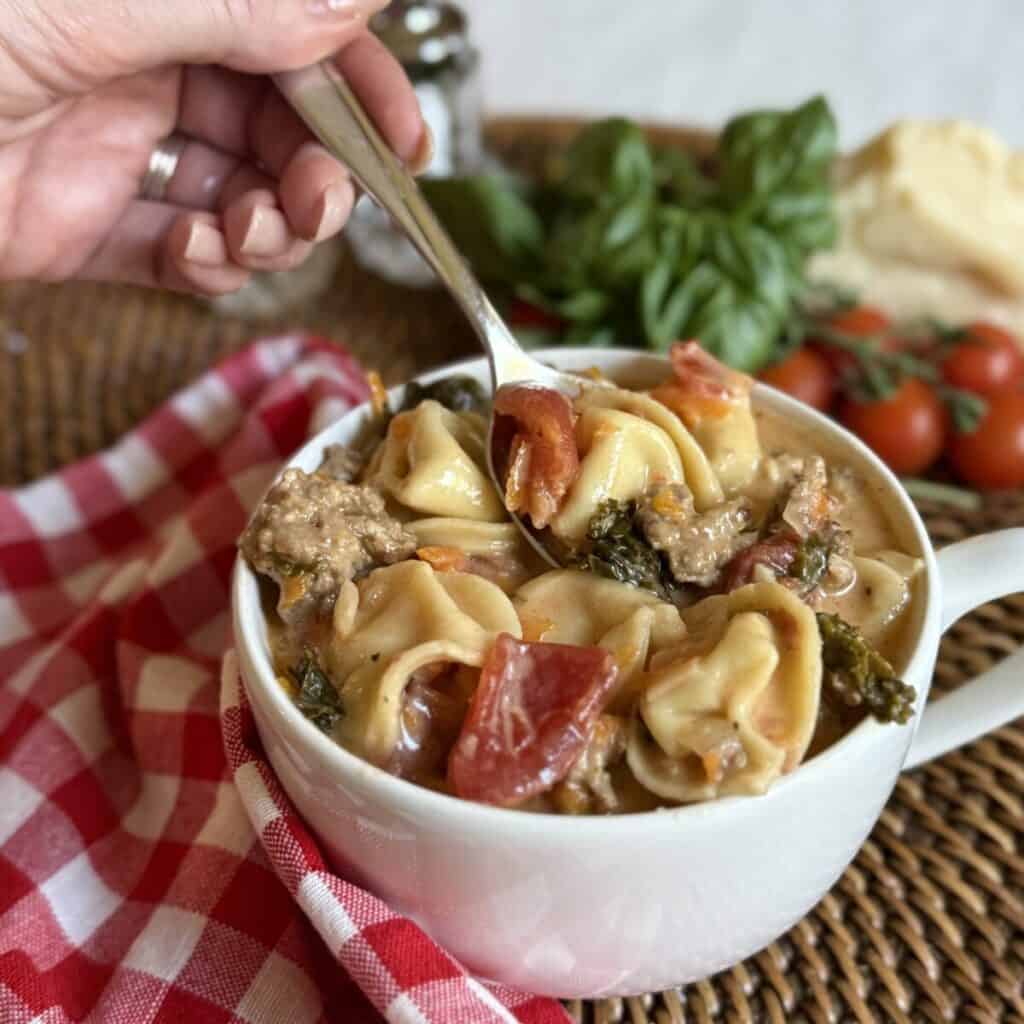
[139,133,190,202]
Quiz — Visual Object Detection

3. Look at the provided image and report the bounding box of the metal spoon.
[274,61,596,566]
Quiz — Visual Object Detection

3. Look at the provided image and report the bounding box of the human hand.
[0,0,426,294]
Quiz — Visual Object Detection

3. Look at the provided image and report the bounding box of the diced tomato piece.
[447,634,619,806]
[717,533,799,593]
[654,341,751,425]
[669,341,752,398]
[416,546,470,573]
[492,384,580,529]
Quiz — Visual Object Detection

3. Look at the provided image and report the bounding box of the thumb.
[42,0,392,81]
[181,0,394,73]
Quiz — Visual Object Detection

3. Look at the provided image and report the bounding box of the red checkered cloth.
[0,335,570,1024]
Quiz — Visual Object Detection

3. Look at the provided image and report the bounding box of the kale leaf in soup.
[400,375,486,415]
[290,650,344,733]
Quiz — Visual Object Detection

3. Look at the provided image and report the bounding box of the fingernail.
[312,183,350,242]
[240,206,291,257]
[184,222,225,266]
[307,0,386,17]
[409,124,434,176]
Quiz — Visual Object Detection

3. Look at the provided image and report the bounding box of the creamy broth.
[244,350,923,814]
[755,408,922,674]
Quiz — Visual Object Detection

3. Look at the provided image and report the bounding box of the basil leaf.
[640,256,675,343]
[694,298,785,372]
[654,146,716,206]
[420,97,839,373]
[719,95,837,214]
[596,228,659,289]
[557,290,610,322]
[565,321,620,347]
[562,118,655,201]
[648,262,721,351]
[419,175,543,281]
[602,190,654,249]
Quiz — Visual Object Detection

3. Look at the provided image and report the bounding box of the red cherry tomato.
[758,347,836,411]
[505,298,566,332]
[811,305,893,377]
[827,305,891,336]
[840,378,946,475]
[948,392,1024,490]
[941,321,1024,396]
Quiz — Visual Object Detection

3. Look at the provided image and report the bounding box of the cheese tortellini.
[627,581,822,801]
[367,400,505,522]
[827,550,923,649]
[327,560,521,766]
[664,387,762,496]
[408,517,544,592]
[550,389,723,543]
[514,569,688,708]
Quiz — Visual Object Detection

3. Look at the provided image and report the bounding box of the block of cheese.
[809,120,1024,340]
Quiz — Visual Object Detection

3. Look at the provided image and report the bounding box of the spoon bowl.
[273,61,597,566]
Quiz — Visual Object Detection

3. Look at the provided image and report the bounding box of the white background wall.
[460,0,1023,150]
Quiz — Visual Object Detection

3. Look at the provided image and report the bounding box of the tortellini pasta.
[326,560,521,766]
[627,581,821,802]
[408,517,522,555]
[407,517,544,591]
[514,569,687,708]
[668,390,761,496]
[828,550,923,649]
[367,400,506,522]
[550,388,724,541]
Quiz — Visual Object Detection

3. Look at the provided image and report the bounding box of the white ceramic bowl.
[232,348,1024,998]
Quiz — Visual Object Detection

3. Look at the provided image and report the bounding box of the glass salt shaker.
[344,0,484,286]
[210,0,482,317]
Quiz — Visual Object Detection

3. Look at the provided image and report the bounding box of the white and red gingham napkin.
[0,335,569,1024]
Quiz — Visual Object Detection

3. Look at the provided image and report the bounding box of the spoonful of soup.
[273,61,605,567]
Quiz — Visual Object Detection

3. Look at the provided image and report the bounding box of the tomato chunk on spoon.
[448,634,618,806]
[492,384,580,529]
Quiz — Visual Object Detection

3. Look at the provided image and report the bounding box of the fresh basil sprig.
[420,96,838,372]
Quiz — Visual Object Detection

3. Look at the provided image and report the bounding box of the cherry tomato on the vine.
[505,298,566,332]
[758,347,836,411]
[948,392,1024,490]
[810,305,896,377]
[840,378,946,475]
[941,321,1024,396]
[826,305,891,337]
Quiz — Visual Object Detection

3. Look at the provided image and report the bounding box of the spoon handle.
[273,62,531,383]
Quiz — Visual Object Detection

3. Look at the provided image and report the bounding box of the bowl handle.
[904,529,1024,770]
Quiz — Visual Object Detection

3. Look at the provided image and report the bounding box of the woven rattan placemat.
[1,119,1021,1023]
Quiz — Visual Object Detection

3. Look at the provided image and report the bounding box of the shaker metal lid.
[370,1,471,68]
